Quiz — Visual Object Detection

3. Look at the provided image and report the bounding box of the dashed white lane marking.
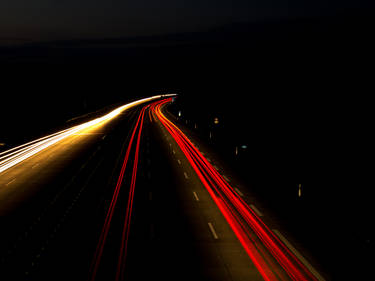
[192,191,200,201]
[32,163,40,169]
[177,159,181,165]
[222,175,230,182]
[6,179,16,186]
[250,204,263,217]
[234,188,244,197]
[172,150,176,154]
[184,172,189,179]
[208,222,219,239]
[273,229,326,281]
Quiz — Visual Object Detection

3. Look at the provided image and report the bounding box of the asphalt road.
[0,97,326,281]
[0,104,143,281]
[122,106,265,281]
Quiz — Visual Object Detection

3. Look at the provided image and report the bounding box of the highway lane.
[121,102,265,281]
[0,96,168,280]
[143,99,326,281]
[0,109,141,280]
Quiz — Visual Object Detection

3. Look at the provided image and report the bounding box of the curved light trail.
[151,98,322,281]
[89,105,148,281]
[89,100,163,281]
[0,95,175,175]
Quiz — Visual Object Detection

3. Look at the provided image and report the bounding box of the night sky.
[0,0,373,41]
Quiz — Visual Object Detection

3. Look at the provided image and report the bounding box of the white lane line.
[250,204,263,217]
[177,159,181,165]
[273,229,326,281]
[208,222,219,239]
[234,187,244,197]
[172,150,176,154]
[32,163,40,169]
[6,178,16,186]
[222,175,230,182]
[184,172,189,179]
[193,191,200,201]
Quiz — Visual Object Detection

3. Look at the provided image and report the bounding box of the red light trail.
[115,105,146,281]
[89,105,149,281]
[151,98,320,281]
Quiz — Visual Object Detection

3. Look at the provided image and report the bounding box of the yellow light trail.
[0,94,176,174]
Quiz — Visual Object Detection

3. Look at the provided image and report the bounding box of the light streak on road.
[89,105,148,281]
[89,100,161,281]
[0,95,174,175]
[151,99,321,281]
[115,105,147,281]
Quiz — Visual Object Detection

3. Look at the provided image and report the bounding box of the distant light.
[298,184,302,197]
[241,145,247,149]
[214,117,219,124]
[178,110,181,117]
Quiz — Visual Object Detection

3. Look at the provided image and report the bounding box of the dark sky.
[0,0,372,41]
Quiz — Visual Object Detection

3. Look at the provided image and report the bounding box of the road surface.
[0,96,325,281]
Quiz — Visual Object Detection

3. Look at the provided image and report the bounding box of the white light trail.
[0,95,175,174]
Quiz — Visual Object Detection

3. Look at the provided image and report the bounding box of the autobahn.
[0,96,326,281]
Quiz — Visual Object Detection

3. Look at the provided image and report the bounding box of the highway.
[0,96,325,281]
